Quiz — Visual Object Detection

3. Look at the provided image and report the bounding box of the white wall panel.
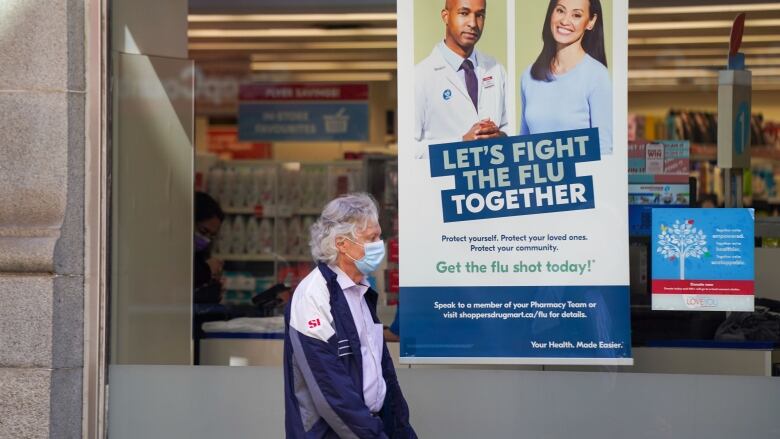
[109,365,780,438]
[112,53,194,364]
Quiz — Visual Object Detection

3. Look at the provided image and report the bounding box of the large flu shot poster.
[397,0,631,364]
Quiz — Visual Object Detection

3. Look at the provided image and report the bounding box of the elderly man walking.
[283,193,417,439]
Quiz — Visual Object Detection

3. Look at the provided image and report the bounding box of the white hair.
[309,193,379,264]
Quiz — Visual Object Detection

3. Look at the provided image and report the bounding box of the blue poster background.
[238,103,369,141]
[651,208,754,281]
[428,128,600,223]
[400,286,631,359]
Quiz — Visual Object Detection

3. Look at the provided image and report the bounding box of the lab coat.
[414,46,509,158]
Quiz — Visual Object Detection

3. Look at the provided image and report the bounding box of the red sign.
[388,238,399,263]
[652,279,754,295]
[387,269,399,293]
[729,13,746,56]
[239,83,369,102]
[195,172,204,191]
[208,126,272,159]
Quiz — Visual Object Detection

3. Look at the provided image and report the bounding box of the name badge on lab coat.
[482,76,495,89]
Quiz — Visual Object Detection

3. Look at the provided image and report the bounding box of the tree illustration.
[657,219,708,280]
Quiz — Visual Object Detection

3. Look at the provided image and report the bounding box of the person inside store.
[192,192,228,364]
[383,306,401,342]
[194,191,225,305]
[284,193,417,438]
[414,0,508,159]
[520,0,612,156]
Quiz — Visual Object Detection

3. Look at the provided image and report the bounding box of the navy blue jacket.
[284,263,417,438]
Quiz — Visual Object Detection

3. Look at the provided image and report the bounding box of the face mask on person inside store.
[194,233,211,252]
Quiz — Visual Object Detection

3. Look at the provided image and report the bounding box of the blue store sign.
[238,103,370,142]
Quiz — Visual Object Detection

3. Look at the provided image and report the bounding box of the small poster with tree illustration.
[652,208,754,312]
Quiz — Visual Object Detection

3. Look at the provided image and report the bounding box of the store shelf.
[205,159,366,283]
[222,207,256,215]
[278,255,313,263]
[222,207,321,217]
[294,208,322,216]
[214,253,276,262]
[214,253,313,263]
[690,144,780,162]
[756,217,780,238]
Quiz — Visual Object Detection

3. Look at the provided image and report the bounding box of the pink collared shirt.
[330,265,387,413]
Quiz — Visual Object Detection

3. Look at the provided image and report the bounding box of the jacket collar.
[329,264,368,295]
[317,263,377,303]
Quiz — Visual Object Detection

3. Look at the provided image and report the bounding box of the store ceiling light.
[629,19,780,32]
[749,67,780,76]
[628,78,685,87]
[641,57,780,68]
[629,69,718,79]
[251,72,393,82]
[629,67,780,79]
[628,35,780,45]
[630,3,780,15]
[629,77,780,91]
[189,41,397,51]
[251,61,397,71]
[250,52,394,62]
[629,47,780,57]
[188,28,396,38]
[188,13,397,23]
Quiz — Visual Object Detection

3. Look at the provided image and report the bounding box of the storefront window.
[105,0,778,437]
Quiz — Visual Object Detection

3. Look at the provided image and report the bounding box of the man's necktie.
[460,59,478,111]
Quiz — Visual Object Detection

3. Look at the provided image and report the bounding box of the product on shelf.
[301,217,315,253]
[668,110,717,144]
[691,161,724,203]
[751,163,779,201]
[287,217,303,256]
[245,217,259,254]
[628,141,690,184]
[206,167,224,205]
[238,167,253,208]
[256,167,275,211]
[204,159,364,283]
[630,111,780,147]
[764,122,780,148]
[276,217,288,256]
[215,216,232,254]
[288,170,302,209]
[628,184,689,205]
[222,272,277,306]
[222,167,238,208]
[259,218,273,254]
[277,169,291,208]
[299,168,315,210]
[231,215,246,255]
[315,168,329,204]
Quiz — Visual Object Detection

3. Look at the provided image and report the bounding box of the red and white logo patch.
[307,318,321,329]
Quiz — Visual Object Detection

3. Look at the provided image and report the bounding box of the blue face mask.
[345,237,385,275]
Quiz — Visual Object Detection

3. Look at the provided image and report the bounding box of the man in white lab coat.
[414,0,508,158]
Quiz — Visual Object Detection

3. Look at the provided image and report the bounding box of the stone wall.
[0,0,85,437]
